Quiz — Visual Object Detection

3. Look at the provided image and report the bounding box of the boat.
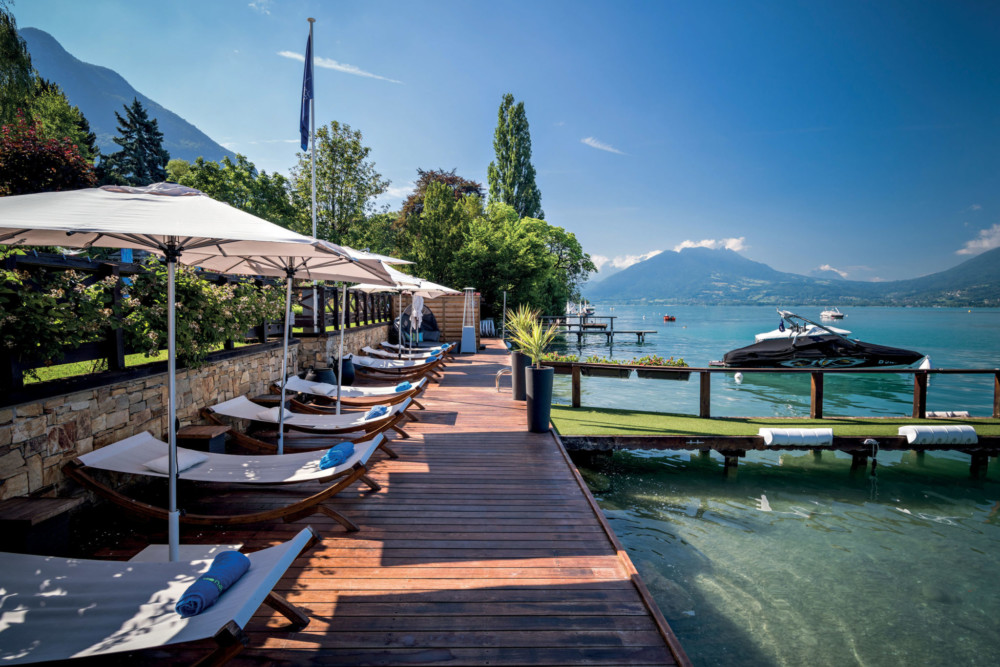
[820,307,846,319]
[663,315,676,322]
[715,309,925,369]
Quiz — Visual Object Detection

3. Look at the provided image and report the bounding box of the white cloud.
[673,237,747,252]
[816,264,848,278]
[383,183,415,199]
[248,0,272,14]
[277,51,403,84]
[957,223,1000,255]
[593,250,663,272]
[969,204,982,211]
[581,137,625,155]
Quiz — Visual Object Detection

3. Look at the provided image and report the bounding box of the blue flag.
[299,33,313,151]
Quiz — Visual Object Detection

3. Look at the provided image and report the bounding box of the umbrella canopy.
[0,183,354,561]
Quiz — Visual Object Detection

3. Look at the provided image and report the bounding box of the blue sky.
[13,0,1000,282]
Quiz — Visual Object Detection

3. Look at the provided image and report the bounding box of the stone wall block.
[15,403,42,418]
[12,416,46,444]
[0,449,26,478]
[1,472,28,500]
[26,454,42,492]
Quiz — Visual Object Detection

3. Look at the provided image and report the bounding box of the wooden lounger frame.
[271,378,428,413]
[64,457,378,532]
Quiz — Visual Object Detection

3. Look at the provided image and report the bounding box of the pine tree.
[0,1,34,127]
[101,98,170,185]
[487,93,543,220]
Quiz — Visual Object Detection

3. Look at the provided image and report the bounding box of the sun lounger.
[64,431,383,531]
[0,527,317,665]
[362,345,440,360]
[276,375,427,411]
[350,353,445,382]
[202,395,411,451]
[381,340,454,356]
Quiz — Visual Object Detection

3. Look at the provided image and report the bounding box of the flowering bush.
[581,354,688,367]
[122,256,285,367]
[539,352,578,363]
[0,112,96,195]
[0,257,117,378]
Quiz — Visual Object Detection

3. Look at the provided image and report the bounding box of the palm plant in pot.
[509,314,559,433]
[504,304,537,402]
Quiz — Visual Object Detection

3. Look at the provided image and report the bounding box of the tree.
[405,181,475,284]
[399,168,484,221]
[27,79,99,163]
[487,93,543,219]
[178,154,296,227]
[289,120,389,243]
[101,98,170,185]
[0,1,33,128]
[166,158,190,183]
[0,111,96,195]
[541,224,596,305]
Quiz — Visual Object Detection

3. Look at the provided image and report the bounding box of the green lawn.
[550,405,1000,437]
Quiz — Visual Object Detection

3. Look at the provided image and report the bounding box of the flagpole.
[308,17,319,334]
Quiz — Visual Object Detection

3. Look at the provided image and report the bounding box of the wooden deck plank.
[83,339,687,666]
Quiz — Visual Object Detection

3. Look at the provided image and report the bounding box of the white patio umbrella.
[0,183,359,561]
[184,246,394,442]
[355,267,460,354]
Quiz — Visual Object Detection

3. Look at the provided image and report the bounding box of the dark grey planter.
[635,367,691,381]
[510,350,531,401]
[526,365,554,433]
[580,364,633,379]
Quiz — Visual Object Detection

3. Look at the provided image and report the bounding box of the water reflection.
[575,449,1000,666]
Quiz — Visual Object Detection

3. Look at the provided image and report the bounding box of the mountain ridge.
[20,27,233,164]
[584,246,1000,307]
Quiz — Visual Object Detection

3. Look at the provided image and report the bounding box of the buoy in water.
[734,372,743,384]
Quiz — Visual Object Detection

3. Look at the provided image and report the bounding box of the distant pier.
[542,315,657,344]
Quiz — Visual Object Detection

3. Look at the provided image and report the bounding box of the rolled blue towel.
[175,550,251,617]
[427,355,439,362]
[320,441,355,470]
[365,404,389,420]
[394,381,412,392]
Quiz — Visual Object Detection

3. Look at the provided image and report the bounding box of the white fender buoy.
[734,372,743,384]
[919,356,932,370]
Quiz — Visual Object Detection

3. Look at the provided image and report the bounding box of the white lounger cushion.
[758,428,833,446]
[211,395,406,430]
[143,449,208,474]
[77,431,380,483]
[352,355,433,369]
[0,527,313,664]
[362,346,436,359]
[282,375,426,398]
[898,424,978,444]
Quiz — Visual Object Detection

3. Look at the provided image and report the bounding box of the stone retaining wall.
[0,323,388,502]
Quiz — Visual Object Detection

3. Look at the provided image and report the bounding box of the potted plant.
[580,355,633,379]
[504,305,536,402]
[509,315,559,433]
[633,354,690,381]
[539,352,577,374]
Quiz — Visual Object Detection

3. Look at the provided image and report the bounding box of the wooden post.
[571,365,581,408]
[970,452,989,479]
[332,287,340,331]
[913,371,928,418]
[810,371,824,419]
[98,264,126,371]
[316,284,327,332]
[699,371,711,419]
[850,453,867,473]
[994,372,999,419]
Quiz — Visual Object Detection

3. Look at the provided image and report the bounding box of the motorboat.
[820,307,845,319]
[715,309,925,369]
[663,314,676,322]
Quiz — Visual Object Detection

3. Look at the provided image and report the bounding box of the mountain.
[584,246,1000,307]
[20,28,233,163]
[808,268,845,280]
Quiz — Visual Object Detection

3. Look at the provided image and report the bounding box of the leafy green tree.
[166,158,190,183]
[0,111,96,195]
[178,154,296,227]
[289,120,389,243]
[27,78,98,162]
[487,93,543,219]
[101,98,170,185]
[541,224,596,305]
[346,211,400,258]
[0,1,32,128]
[405,181,476,284]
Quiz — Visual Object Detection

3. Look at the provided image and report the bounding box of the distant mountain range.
[584,246,1000,307]
[20,28,232,163]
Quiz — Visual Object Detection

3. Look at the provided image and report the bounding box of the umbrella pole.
[166,252,179,562]
[278,271,295,455]
[336,283,346,415]
[397,292,403,358]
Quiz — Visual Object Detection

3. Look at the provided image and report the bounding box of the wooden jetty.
[543,315,657,343]
[88,339,689,666]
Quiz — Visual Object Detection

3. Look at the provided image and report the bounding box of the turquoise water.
[550,305,1000,417]
[560,305,1000,666]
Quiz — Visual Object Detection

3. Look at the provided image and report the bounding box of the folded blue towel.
[319,441,355,470]
[365,404,389,420]
[175,550,251,617]
[394,381,412,391]
[427,355,439,362]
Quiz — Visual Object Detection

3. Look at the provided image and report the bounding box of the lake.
[557,305,1000,666]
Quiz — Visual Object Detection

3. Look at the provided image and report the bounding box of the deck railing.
[543,361,1000,419]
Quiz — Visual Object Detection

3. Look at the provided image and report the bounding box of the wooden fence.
[543,361,1000,419]
[0,252,391,392]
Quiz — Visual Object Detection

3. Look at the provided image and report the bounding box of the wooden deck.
[89,339,688,666]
